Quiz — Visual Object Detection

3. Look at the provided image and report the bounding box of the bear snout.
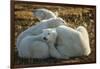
[43,37,48,40]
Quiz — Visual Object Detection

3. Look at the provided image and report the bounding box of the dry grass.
[12,2,96,68]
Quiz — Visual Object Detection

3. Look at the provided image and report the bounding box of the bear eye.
[48,33,50,35]
[62,21,65,23]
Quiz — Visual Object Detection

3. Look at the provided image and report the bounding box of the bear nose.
[43,37,48,40]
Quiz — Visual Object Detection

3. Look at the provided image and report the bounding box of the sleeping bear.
[42,25,91,59]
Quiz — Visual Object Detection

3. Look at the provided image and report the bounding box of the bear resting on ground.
[43,25,91,59]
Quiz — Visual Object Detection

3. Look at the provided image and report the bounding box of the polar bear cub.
[17,30,50,58]
[43,25,91,59]
[42,29,67,59]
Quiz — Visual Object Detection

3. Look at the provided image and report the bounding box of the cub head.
[41,28,57,43]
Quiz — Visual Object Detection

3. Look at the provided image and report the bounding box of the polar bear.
[43,25,91,59]
[17,30,49,58]
[33,8,58,21]
[17,27,61,59]
[16,18,66,49]
[42,28,66,59]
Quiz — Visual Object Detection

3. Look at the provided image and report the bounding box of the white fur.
[17,31,49,59]
[42,29,66,59]
[16,18,65,49]
[33,8,58,21]
[43,25,91,59]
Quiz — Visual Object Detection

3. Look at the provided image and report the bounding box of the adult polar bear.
[16,8,66,58]
[43,25,91,59]
[16,18,66,58]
